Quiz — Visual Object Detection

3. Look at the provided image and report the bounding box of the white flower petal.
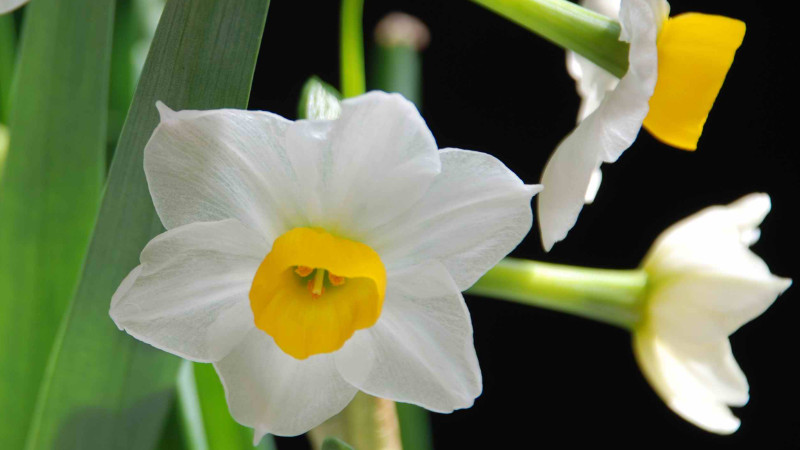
[566,0,621,122]
[538,0,665,250]
[649,273,791,345]
[334,261,481,412]
[644,194,788,283]
[294,91,441,237]
[144,102,303,241]
[634,329,743,434]
[369,149,538,290]
[215,329,357,437]
[0,0,28,14]
[110,219,267,363]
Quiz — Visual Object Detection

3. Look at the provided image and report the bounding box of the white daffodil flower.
[0,0,28,14]
[110,91,539,440]
[539,0,746,250]
[635,193,791,433]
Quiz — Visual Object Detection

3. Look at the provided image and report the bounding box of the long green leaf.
[0,13,15,123]
[23,1,270,449]
[0,1,114,448]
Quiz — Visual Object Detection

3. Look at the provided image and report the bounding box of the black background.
[248,1,798,448]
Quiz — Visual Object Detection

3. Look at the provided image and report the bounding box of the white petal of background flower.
[635,193,792,434]
[634,330,744,434]
[369,148,539,290]
[538,0,665,251]
[334,261,481,412]
[645,194,780,282]
[0,0,28,14]
[215,328,358,439]
[567,0,622,122]
[648,275,791,344]
[110,219,266,362]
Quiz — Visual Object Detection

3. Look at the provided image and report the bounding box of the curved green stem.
[469,0,629,77]
[340,0,366,98]
[468,258,647,329]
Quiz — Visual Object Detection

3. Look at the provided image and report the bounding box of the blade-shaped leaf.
[0,13,15,123]
[0,1,114,449]
[23,0,270,449]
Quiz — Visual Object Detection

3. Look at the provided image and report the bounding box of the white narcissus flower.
[539,0,746,250]
[110,92,539,440]
[635,194,791,433]
[0,0,28,14]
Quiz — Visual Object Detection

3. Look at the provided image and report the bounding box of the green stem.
[468,258,647,329]
[309,392,402,450]
[340,0,366,98]
[469,0,629,77]
[0,14,16,124]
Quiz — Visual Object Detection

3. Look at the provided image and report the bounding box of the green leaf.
[395,403,434,450]
[322,437,356,450]
[0,0,114,448]
[22,0,271,449]
[298,76,342,120]
[108,0,164,156]
[0,13,15,123]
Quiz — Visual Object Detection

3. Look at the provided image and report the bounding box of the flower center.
[249,227,386,359]
[643,13,746,151]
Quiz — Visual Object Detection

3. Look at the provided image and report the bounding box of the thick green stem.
[469,0,629,77]
[340,0,366,98]
[309,392,402,450]
[468,258,647,329]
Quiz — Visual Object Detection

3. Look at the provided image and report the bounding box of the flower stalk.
[309,393,402,450]
[468,257,647,329]
[340,0,366,98]
[469,0,629,77]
